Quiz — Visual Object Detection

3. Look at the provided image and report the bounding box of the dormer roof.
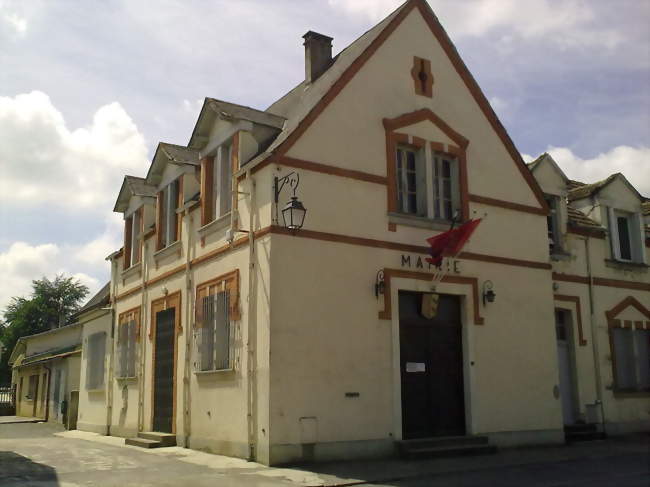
[146,142,200,185]
[188,98,286,151]
[567,172,644,202]
[527,153,569,182]
[113,175,157,213]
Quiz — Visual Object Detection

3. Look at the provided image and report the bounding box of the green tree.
[0,275,89,383]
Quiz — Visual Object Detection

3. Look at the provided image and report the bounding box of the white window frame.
[159,179,179,249]
[545,195,562,254]
[212,144,233,221]
[130,208,141,265]
[396,144,460,221]
[611,326,650,392]
[608,208,645,263]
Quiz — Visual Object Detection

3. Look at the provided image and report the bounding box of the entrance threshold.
[396,435,497,460]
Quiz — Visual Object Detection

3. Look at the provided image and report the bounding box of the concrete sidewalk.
[0,416,43,425]
[55,429,649,486]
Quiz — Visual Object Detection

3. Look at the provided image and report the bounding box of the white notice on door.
[406,362,426,373]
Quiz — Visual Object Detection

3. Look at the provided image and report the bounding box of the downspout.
[106,258,118,435]
[138,236,150,432]
[43,365,52,421]
[183,203,194,446]
[106,306,115,435]
[246,171,258,461]
[584,236,607,434]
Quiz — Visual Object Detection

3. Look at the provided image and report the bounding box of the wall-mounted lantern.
[274,171,307,232]
[374,270,385,298]
[482,280,496,305]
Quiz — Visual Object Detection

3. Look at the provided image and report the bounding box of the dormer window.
[608,208,644,263]
[201,144,233,226]
[123,207,143,270]
[544,195,562,254]
[157,179,181,250]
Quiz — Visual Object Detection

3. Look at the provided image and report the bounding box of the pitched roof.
[114,175,157,212]
[642,200,650,216]
[260,0,548,212]
[567,205,603,230]
[527,153,569,182]
[567,172,644,202]
[159,143,199,166]
[73,282,110,318]
[264,2,407,153]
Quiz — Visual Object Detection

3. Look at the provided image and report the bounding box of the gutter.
[246,170,258,461]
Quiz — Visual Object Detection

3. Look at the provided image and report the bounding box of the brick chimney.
[303,31,333,84]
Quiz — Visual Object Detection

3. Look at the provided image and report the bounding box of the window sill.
[194,368,234,376]
[153,240,182,262]
[612,389,650,398]
[198,212,233,239]
[387,212,455,231]
[604,259,648,272]
[121,262,142,280]
[550,251,572,262]
[115,376,138,383]
[86,387,106,392]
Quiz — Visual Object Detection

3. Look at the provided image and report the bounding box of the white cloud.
[329,0,626,50]
[3,12,26,34]
[546,145,650,196]
[0,91,149,211]
[0,213,121,312]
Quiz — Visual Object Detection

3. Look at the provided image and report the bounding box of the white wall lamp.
[274,171,307,232]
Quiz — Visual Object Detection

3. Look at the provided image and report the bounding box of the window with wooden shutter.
[156,180,181,250]
[200,156,214,226]
[194,270,239,372]
[611,323,650,392]
[123,215,133,270]
[116,308,140,378]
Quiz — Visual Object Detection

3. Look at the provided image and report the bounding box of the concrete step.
[403,444,497,460]
[397,436,496,460]
[565,431,606,443]
[564,423,598,434]
[125,437,162,449]
[138,431,176,447]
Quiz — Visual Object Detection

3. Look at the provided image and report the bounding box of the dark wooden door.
[153,308,175,433]
[399,291,465,439]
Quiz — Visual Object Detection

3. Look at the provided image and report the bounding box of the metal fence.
[0,385,16,415]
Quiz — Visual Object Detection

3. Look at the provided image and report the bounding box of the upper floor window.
[157,179,181,250]
[395,145,459,221]
[116,309,140,379]
[609,209,644,263]
[123,207,143,270]
[201,144,233,226]
[545,195,562,254]
[86,331,106,389]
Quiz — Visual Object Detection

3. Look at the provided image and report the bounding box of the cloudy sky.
[1,0,648,310]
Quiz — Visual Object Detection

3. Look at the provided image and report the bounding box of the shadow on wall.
[0,451,59,486]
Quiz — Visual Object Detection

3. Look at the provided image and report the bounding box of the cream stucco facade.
[12,0,645,467]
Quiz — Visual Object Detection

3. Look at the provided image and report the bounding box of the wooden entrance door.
[399,291,465,439]
[153,308,175,433]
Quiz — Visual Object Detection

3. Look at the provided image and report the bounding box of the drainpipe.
[106,306,116,435]
[183,204,194,446]
[43,365,52,421]
[246,172,258,461]
[138,236,150,432]
[584,236,607,434]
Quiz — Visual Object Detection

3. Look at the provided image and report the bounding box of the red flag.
[426,219,482,267]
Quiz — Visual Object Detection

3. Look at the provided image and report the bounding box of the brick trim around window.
[195,269,241,327]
